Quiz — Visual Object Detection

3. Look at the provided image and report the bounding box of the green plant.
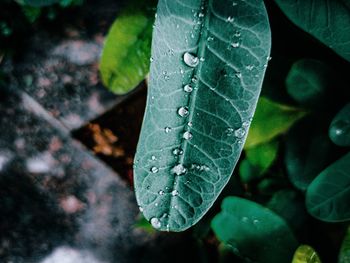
[100,0,350,261]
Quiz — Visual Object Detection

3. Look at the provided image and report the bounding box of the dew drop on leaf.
[159,190,165,195]
[172,148,183,155]
[171,190,179,196]
[183,84,193,93]
[226,16,234,22]
[171,164,187,176]
[234,127,246,138]
[178,107,189,117]
[183,131,193,140]
[183,52,199,67]
[164,127,172,133]
[150,166,159,173]
[150,217,161,229]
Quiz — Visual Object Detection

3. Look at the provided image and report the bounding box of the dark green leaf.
[339,226,350,263]
[274,0,350,62]
[211,197,298,263]
[285,118,335,191]
[306,152,350,222]
[329,103,350,147]
[267,190,307,232]
[286,59,331,108]
[134,0,271,232]
[100,7,153,94]
[292,245,322,263]
[245,97,306,149]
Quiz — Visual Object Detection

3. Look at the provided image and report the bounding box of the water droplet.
[188,122,193,127]
[150,166,159,173]
[183,52,199,67]
[226,16,234,22]
[171,190,179,196]
[164,127,172,133]
[242,121,250,127]
[150,57,154,62]
[241,216,248,222]
[235,72,242,78]
[253,219,259,225]
[226,127,234,136]
[159,190,165,195]
[183,84,193,93]
[172,148,183,155]
[150,217,161,229]
[198,12,204,18]
[200,57,205,62]
[178,107,189,117]
[207,36,214,42]
[139,206,144,212]
[183,131,193,140]
[151,155,156,161]
[180,69,184,74]
[155,203,158,207]
[245,65,254,71]
[234,127,246,138]
[171,164,187,176]
[191,164,210,172]
[234,31,241,37]
[192,76,198,83]
[231,42,240,48]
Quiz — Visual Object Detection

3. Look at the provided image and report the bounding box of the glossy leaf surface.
[134,0,271,231]
[275,0,350,62]
[212,197,298,263]
[306,152,350,222]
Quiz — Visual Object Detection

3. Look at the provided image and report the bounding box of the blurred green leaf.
[257,177,288,196]
[21,6,41,23]
[19,0,60,7]
[239,159,262,184]
[134,215,156,234]
[292,245,322,263]
[246,139,279,174]
[212,197,298,263]
[267,190,307,232]
[100,5,154,94]
[339,226,350,263]
[286,59,331,108]
[329,103,350,147]
[275,0,350,62]
[306,152,350,222]
[245,97,306,149]
[285,117,335,191]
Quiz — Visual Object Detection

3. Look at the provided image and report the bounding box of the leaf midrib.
[166,0,211,226]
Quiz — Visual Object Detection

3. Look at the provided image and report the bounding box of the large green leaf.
[134,0,271,231]
[274,0,350,62]
[329,103,350,147]
[100,5,154,94]
[211,197,298,263]
[306,152,350,222]
[245,97,306,149]
[292,245,322,263]
[339,226,350,263]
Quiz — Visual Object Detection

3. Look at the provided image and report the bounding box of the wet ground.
[0,1,200,262]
